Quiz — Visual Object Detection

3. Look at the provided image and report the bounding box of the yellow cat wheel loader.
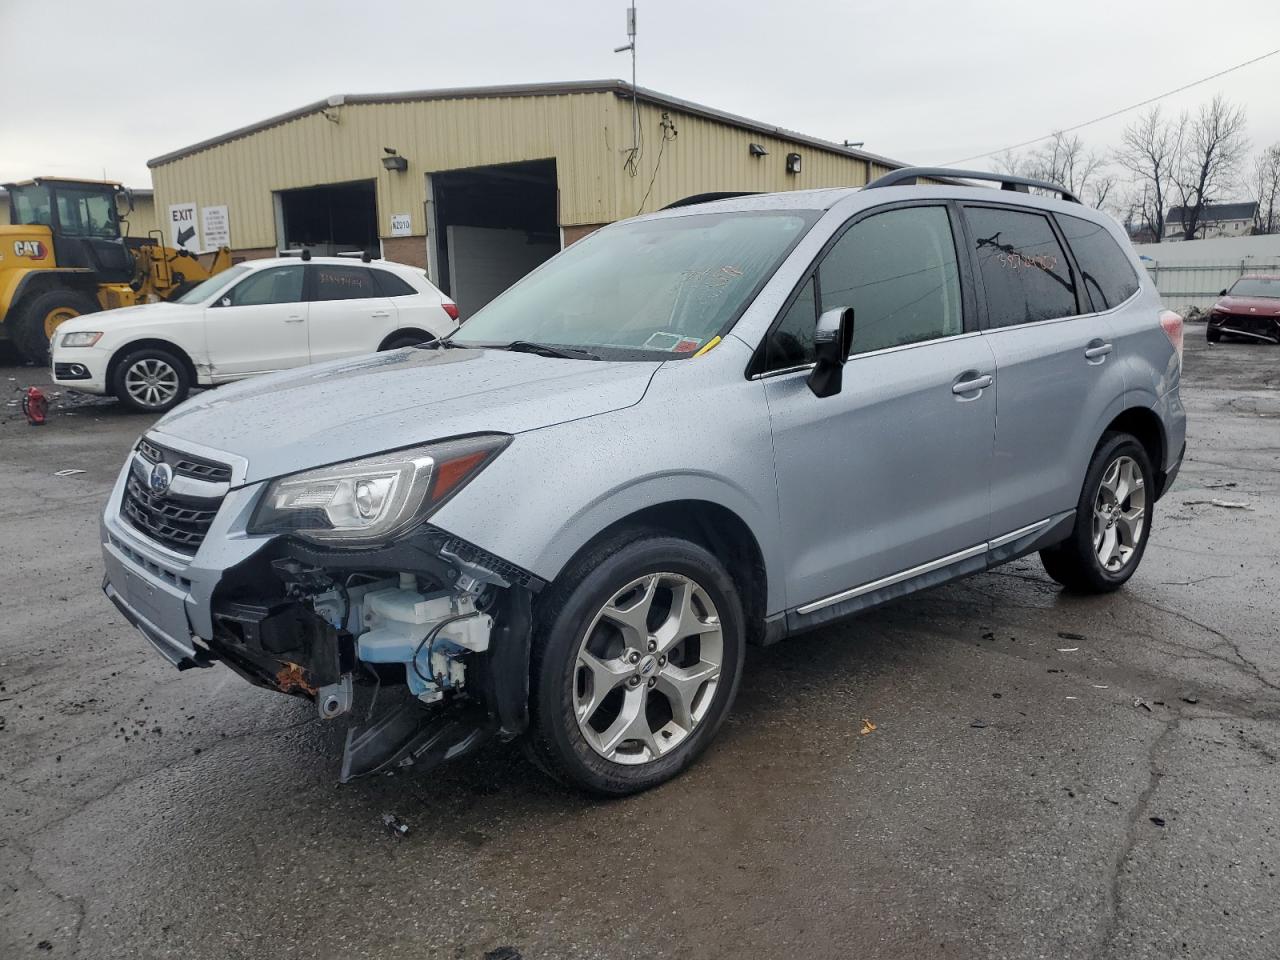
[0,177,232,363]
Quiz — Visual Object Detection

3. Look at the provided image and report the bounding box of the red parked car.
[1207,275,1280,344]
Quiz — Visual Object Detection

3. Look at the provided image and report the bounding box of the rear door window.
[964,206,1077,327]
[1056,214,1140,310]
[312,266,380,301]
[226,266,304,306]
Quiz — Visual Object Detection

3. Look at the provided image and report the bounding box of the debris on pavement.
[381,812,410,838]
[1149,816,1166,827]
[53,469,86,477]
[1183,498,1251,510]
[22,386,48,425]
[1057,631,1086,641]
[859,718,877,736]
[969,720,989,729]
[1057,647,1079,653]
[484,948,523,960]
[1202,480,1237,489]
[1092,684,1110,689]
[1133,697,1152,712]
[1181,695,1200,705]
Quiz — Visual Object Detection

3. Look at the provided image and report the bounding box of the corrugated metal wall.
[611,99,883,217]
[150,91,891,250]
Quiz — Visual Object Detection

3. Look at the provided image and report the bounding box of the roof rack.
[864,167,1081,204]
[662,191,760,209]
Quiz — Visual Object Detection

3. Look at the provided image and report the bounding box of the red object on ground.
[21,386,48,425]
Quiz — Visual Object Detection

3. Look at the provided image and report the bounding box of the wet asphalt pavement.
[1,330,1277,960]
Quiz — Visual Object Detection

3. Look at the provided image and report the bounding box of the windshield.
[1228,276,1280,299]
[175,264,250,304]
[452,210,817,360]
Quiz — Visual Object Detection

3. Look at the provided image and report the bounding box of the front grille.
[122,473,221,554]
[138,437,233,484]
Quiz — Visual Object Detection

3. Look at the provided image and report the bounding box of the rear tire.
[526,529,745,795]
[110,346,191,414]
[1040,433,1154,593]
[10,289,100,363]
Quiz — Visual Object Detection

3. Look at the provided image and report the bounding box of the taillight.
[1160,309,1183,364]
[442,302,459,322]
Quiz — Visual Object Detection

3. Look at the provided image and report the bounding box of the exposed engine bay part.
[204,530,541,781]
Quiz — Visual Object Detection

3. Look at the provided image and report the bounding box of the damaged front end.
[207,527,539,781]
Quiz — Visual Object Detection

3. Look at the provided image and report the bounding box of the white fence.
[1140,258,1280,315]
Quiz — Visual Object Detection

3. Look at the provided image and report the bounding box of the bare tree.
[1172,95,1249,240]
[1115,106,1184,243]
[1249,143,1280,234]
[990,131,1114,210]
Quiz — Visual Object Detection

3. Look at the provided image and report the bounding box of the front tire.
[110,346,191,414]
[527,530,746,795]
[11,289,100,363]
[1206,326,1221,343]
[1040,433,1154,593]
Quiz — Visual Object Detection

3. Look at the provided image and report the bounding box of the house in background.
[1163,201,1258,240]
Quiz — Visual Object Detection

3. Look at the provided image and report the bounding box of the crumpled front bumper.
[99,437,270,668]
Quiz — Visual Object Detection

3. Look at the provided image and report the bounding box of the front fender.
[428,351,786,613]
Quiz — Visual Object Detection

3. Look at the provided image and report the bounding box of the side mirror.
[218,296,232,308]
[807,307,854,398]
[1219,289,1228,296]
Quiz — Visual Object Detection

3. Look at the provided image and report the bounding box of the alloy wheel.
[1092,455,1146,572]
[573,572,723,765]
[123,358,181,409]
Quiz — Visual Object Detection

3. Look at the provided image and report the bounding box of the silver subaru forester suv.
[102,168,1186,795]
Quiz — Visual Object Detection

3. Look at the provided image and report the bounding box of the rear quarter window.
[1057,214,1140,310]
[372,269,418,297]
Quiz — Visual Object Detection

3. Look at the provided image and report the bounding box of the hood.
[59,300,188,333]
[1215,295,1280,315]
[156,347,662,483]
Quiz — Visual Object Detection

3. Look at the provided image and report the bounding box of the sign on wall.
[168,202,198,253]
[390,213,412,237]
[201,205,230,250]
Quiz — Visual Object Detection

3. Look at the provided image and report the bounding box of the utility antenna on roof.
[614,4,640,176]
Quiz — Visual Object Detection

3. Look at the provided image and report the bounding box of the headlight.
[61,331,103,347]
[248,434,510,545]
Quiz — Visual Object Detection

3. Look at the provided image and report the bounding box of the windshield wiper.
[501,340,602,361]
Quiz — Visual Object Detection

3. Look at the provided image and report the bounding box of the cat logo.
[13,240,48,260]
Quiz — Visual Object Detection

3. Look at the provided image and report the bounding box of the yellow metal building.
[148,80,914,317]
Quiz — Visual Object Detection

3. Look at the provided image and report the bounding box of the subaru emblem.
[149,462,174,496]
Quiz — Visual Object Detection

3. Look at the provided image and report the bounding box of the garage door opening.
[428,159,559,320]
[276,180,378,257]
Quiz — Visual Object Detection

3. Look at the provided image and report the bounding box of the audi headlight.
[61,331,103,347]
[248,434,510,545]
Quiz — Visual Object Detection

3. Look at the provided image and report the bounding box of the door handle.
[952,373,993,395]
[284,315,305,323]
[370,311,391,319]
[1084,342,1113,361]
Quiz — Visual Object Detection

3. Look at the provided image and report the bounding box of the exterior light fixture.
[382,147,408,172]
[748,143,768,157]
[785,152,802,175]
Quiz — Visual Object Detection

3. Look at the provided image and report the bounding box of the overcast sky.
[2,0,1278,193]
